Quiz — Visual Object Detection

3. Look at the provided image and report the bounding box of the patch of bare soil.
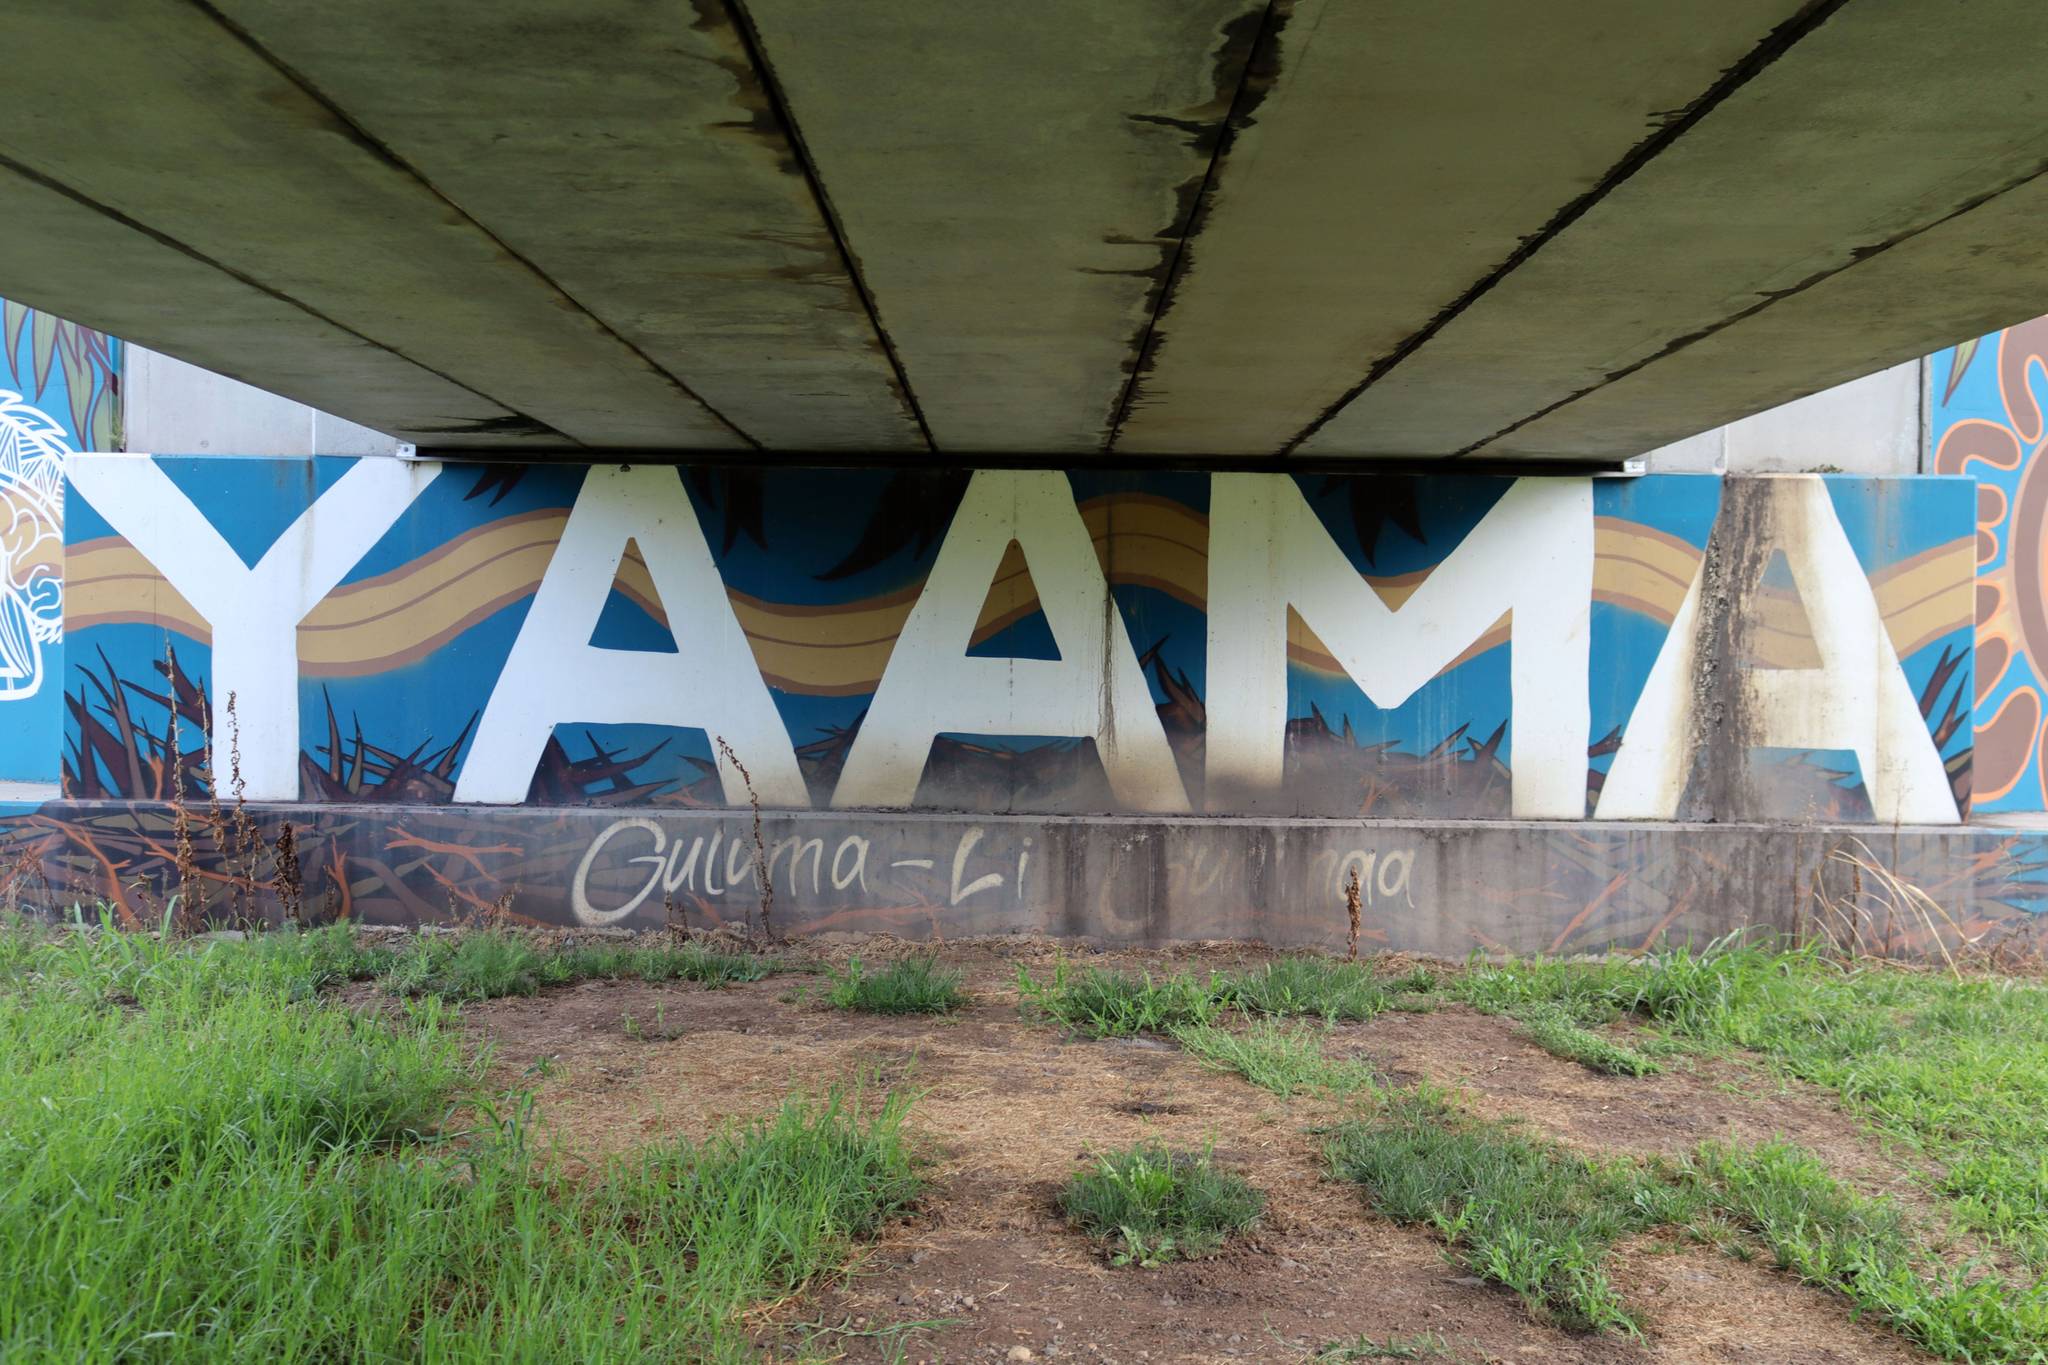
[1609,1240,1925,1364]
[454,943,1940,1364]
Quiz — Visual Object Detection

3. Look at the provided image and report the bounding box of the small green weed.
[1172,1019,1375,1097]
[1059,1143,1264,1266]
[620,1003,680,1042]
[828,955,966,1015]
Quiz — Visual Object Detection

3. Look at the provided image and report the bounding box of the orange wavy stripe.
[60,506,1974,694]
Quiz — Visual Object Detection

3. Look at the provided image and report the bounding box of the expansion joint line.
[723,0,939,453]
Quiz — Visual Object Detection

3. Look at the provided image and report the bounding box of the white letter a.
[833,469,1188,811]
[455,465,807,807]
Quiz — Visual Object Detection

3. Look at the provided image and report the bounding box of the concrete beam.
[0,164,539,450]
[124,347,401,457]
[1483,173,2048,462]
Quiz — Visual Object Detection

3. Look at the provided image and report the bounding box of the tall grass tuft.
[1059,1143,1264,1266]
[827,955,966,1014]
[1173,1019,1376,1097]
[1515,1005,1661,1077]
[1325,1086,1682,1333]
[374,929,775,1001]
[1232,956,1390,1022]
[1017,961,1231,1036]
[1018,954,1395,1037]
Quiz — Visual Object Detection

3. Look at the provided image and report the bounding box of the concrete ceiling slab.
[3,1,2048,463]
[1298,0,2048,461]
[741,0,1267,454]
[1477,171,2048,462]
[1110,0,1811,458]
[0,164,541,450]
[204,0,927,453]
[0,1,745,451]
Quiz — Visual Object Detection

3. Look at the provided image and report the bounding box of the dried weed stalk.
[713,734,773,944]
[1809,837,1976,974]
[226,693,263,930]
[273,820,303,925]
[1345,866,1362,961]
[166,638,200,931]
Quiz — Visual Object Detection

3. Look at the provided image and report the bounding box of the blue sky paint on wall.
[56,456,1973,826]
[1931,317,2048,813]
[0,303,120,782]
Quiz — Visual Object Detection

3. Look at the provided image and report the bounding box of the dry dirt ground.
[462,938,1936,1365]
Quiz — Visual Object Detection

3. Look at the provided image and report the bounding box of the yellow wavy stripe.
[61,500,1974,694]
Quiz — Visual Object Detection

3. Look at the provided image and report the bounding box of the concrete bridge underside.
[4,1,2048,464]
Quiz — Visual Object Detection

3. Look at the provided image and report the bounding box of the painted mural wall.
[1931,318,2048,813]
[50,456,1973,827]
[0,303,119,782]
[0,453,2008,949]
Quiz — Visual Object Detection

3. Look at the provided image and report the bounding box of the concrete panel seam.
[724,0,937,453]
[1101,0,1287,456]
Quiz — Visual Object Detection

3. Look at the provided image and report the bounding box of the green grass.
[13,922,2046,1359]
[1231,956,1390,1022]
[1058,1143,1264,1266]
[0,921,916,1362]
[1514,1005,1661,1077]
[1687,1142,2047,1361]
[1325,1086,1675,1332]
[1324,1075,2046,1359]
[375,929,775,1001]
[1017,954,1394,1037]
[827,954,967,1014]
[1172,1019,1376,1097]
[1449,943,2048,1268]
[1017,961,1232,1036]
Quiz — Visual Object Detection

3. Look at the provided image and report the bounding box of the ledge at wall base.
[1,801,2036,958]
